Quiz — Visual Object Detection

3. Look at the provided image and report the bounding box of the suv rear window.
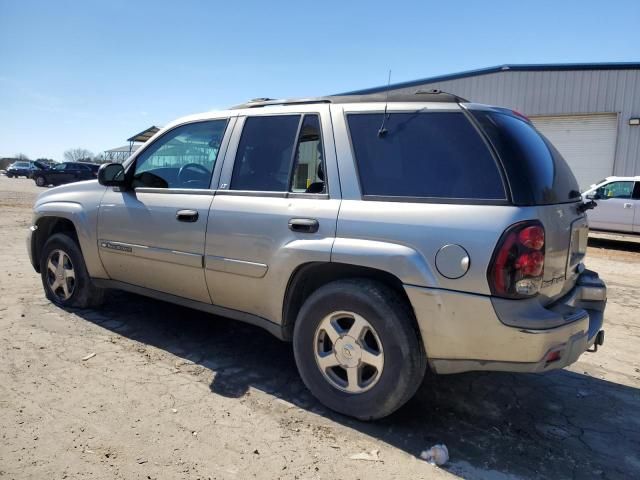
[469,110,581,205]
[347,112,505,200]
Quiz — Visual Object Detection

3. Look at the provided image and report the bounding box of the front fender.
[32,199,108,279]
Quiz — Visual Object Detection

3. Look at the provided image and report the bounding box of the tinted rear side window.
[469,110,581,205]
[347,112,505,200]
[231,115,301,191]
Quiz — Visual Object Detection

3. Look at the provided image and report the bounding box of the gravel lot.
[1,175,639,480]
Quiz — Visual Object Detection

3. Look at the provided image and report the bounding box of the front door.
[587,180,635,232]
[204,110,341,323]
[51,163,72,184]
[98,118,231,303]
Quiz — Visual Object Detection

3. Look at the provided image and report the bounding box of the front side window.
[596,181,634,199]
[347,112,505,200]
[132,120,228,189]
[53,163,66,171]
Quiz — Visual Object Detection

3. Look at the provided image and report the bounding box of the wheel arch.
[32,216,80,272]
[281,262,417,341]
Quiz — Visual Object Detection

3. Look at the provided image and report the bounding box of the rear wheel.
[293,279,426,420]
[40,233,104,308]
[35,175,46,187]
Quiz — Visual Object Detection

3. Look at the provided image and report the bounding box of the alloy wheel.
[46,249,76,301]
[313,311,384,393]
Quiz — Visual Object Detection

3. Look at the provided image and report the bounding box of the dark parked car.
[6,161,35,178]
[32,162,99,187]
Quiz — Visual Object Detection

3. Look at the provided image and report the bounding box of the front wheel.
[39,233,104,308]
[293,279,426,420]
[35,176,46,187]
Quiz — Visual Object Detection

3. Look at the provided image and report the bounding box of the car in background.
[6,161,35,178]
[32,162,99,187]
[583,176,640,233]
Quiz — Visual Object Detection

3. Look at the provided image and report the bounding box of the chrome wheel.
[313,311,384,393]
[46,249,76,301]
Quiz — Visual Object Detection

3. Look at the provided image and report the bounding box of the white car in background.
[583,176,640,233]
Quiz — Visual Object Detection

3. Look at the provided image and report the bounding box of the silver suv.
[27,91,607,420]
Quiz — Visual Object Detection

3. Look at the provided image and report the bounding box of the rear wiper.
[577,200,597,214]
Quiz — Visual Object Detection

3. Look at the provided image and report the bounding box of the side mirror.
[98,163,126,187]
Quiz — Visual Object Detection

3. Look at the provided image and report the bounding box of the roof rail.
[230,89,468,110]
[230,98,332,109]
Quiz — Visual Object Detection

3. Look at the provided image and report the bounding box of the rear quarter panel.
[335,201,540,294]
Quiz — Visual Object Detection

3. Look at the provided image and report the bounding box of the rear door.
[204,107,341,323]
[587,180,635,232]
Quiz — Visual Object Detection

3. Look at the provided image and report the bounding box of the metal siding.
[388,69,640,177]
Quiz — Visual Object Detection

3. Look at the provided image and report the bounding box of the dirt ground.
[1,175,638,480]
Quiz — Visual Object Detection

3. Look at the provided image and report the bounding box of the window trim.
[125,118,232,194]
[345,110,510,205]
[216,189,329,200]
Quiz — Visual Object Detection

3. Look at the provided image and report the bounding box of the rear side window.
[231,115,301,191]
[469,110,581,205]
[291,115,325,193]
[347,112,505,200]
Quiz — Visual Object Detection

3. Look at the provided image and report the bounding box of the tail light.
[488,221,545,298]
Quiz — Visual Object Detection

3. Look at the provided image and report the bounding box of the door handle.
[176,209,199,222]
[623,203,633,209]
[288,218,319,233]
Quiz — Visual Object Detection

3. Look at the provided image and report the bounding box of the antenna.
[377,70,392,137]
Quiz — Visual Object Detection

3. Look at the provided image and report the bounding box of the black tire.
[6,173,13,178]
[35,175,46,187]
[39,233,105,309]
[293,278,426,420]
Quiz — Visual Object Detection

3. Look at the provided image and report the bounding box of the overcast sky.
[1,0,639,160]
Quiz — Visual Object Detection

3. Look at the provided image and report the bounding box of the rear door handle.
[176,209,199,222]
[623,203,633,209]
[288,218,319,233]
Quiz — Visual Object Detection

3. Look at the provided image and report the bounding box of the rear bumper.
[405,270,606,374]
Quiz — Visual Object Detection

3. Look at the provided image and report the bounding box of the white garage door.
[530,114,618,189]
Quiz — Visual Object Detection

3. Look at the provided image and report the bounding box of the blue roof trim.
[338,62,640,95]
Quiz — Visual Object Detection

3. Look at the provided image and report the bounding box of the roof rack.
[230,89,468,109]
